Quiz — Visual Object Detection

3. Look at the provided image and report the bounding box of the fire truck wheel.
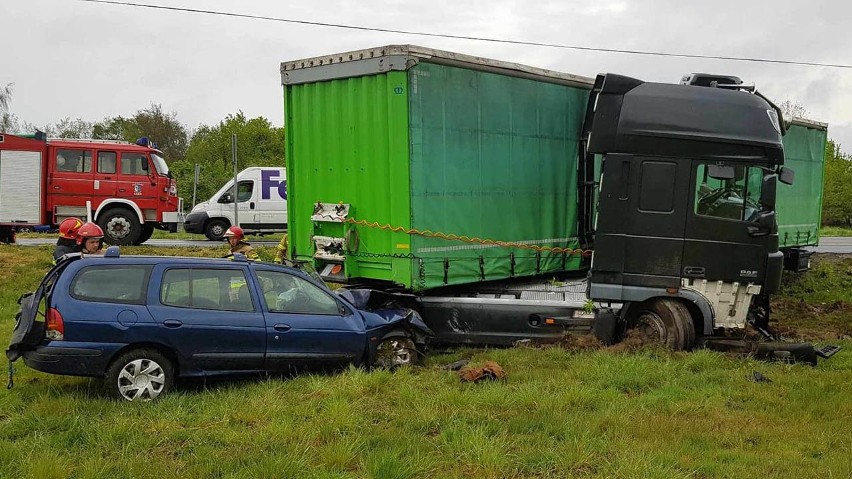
[204,219,229,241]
[135,224,155,245]
[98,208,142,246]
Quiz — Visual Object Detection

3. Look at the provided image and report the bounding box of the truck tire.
[629,298,695,351]
[98,207,142,246]
[135,224,155,245]
[204,219,229,241]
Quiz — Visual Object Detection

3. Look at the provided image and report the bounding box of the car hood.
[338,289,433,337]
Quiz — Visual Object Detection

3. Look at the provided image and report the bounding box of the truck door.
[93,150,119,201]
[593,154,692,289]
[233,179,259,229]
[683,162,773,284]
[117,151,157,207]
[257,169,287,230]
[49,147,94,211]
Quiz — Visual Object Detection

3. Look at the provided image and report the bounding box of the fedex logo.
[261,170,287,200]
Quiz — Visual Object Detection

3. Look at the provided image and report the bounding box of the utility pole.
[191,164,200,208]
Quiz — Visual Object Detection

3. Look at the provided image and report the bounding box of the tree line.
[2,82,851,225]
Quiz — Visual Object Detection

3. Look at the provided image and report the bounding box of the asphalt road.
[12,237,852,253]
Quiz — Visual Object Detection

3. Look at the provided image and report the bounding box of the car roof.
[62,254,311,279]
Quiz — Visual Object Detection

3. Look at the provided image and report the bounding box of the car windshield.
[151,153,170,177]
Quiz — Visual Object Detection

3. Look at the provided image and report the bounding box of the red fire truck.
[0,132,182,245]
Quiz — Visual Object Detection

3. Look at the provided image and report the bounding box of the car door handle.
[250,202,255,209]
[163,319,183,328]
[118,188,126,192]
[273,324,291,332]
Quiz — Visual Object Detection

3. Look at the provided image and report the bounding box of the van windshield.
[151,153,170,177]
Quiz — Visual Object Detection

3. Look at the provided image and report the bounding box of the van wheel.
[373,334,418,369]
[105,348,174,401]
[98,208,142,246]
[628,298,695,351]
[135,224,155,245]
[205,219,229,241]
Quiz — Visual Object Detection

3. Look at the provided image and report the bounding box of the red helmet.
[223,226,244,241]
[58,217,84,240]
[76,222,105,245]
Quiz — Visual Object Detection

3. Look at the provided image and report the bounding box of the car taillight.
[46,308,64,340]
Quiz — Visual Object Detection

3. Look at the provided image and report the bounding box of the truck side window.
[236,181,253,202]
[121,152,149,175]
[694,164,762,222]
[56,149,92,173]
[97,151,117,174]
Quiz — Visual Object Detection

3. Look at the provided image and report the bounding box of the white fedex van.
[184,167,287,240]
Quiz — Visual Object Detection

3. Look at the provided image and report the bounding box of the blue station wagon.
[7,249,431,401]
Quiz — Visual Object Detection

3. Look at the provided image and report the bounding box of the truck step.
[815,345,842,359]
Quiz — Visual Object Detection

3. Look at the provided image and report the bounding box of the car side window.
[236,180,253,202]
[70,265,151,304]
[694,164,762,222]
[255,270,341,315]
[161,268,254,312]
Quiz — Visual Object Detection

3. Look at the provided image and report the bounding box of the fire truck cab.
[0,132,182,245]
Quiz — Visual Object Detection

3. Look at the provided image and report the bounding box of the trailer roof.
[281,44,595,89]
[789,117,828,131]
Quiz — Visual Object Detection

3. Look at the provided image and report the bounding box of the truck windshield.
[151,153,170,177]
[695,164,762,222]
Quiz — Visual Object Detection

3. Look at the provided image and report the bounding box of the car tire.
[135,224,155,245]
[628,298,695,351]
[204,219,229,241]
[98,208,142,246]
[105,348,174,402]
[373,333,419,369]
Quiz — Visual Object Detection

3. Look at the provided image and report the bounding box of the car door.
[146,264,266,372]
[253,267,366,371]
[117,151,157,204]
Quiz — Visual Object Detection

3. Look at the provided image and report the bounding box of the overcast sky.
[2,0,850,151]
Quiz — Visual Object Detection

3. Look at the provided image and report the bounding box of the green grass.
[820,226,852,237]
[1,247,851,478]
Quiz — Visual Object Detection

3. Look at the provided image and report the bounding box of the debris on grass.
[441,359,470,371]
[750,371,773,383]
[458,361,506,383]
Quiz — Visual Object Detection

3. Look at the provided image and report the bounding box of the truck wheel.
[373,333,418,369]
[135,224,155,245]
[105,348,174,402]
[204,219,229,241]
[629,298,695,351]
[98,208,142,246]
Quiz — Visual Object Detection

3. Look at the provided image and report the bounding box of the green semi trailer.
[280,45,834,359]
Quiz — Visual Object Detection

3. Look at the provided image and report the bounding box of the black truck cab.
[583,73,790,347]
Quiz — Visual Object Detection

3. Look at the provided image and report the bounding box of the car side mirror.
[708,164,735,180]
[747,211,776,237]
[219,192,233,204]
[778,166,795,185]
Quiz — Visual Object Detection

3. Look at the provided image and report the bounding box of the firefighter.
[76,222,105,255]
[273,233,289,264]
[53,217,84,262]
[223,226,258,260]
